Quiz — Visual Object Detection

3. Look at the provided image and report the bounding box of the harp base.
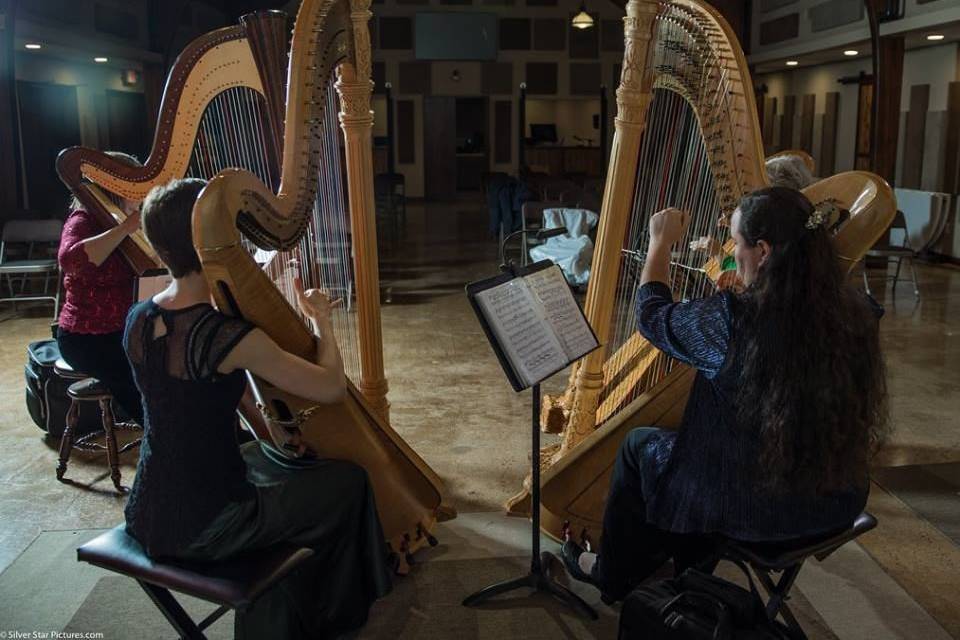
[464,383,597,621]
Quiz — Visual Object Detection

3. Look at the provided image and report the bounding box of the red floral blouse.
[57,209,135,334]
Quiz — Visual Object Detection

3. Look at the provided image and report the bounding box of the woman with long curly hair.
[562,187,889,601]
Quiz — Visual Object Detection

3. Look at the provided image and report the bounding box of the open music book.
[467,262,599,391]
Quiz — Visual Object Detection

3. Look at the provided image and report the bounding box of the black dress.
[122,300,392,639]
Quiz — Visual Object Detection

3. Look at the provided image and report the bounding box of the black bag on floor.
[25,339,101,437]
[618,562,788,640]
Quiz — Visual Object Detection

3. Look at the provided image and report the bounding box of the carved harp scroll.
[57,11,289,275]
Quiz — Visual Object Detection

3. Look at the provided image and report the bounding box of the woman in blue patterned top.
[562,187,889,602]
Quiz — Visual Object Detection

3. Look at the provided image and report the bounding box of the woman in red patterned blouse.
[57,153,144,424]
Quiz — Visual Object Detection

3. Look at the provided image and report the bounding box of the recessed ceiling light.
[94,57,108,63]
[24,43,42,50]
[844,50,859,56]
[786,60,799,66]
[927,34,945,41]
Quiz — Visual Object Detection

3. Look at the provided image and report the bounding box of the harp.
[507,0,896,543]
[191,0,450,567]
[57,10,290,275]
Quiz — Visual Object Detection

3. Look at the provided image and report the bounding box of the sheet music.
[475,279,567,387]
[524,266,598,362]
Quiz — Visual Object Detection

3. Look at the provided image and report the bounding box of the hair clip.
[805,206,828,230]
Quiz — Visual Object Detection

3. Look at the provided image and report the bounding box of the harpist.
[122,179,392,638]
[562,187,889,602]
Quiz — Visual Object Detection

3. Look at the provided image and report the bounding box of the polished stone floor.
[0,198,957,638]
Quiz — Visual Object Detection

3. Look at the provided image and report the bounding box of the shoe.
[560,539,600,587]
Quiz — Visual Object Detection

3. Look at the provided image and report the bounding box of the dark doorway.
[454,97,488,192]
[17,81,81,213]
[106,90,150,161]
[423,96,456,201]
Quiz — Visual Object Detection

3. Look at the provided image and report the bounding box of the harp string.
[261,78,362,383]
[599,12,730,421]
[183,83,361,383]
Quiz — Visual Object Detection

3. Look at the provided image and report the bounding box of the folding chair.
[715,512,878,639]
[862,210,920,299]
[0,219,63,319]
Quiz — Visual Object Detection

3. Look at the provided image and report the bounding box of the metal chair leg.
[892,257,903,292]
[908,258,920,298]
[861,260,873,297]
[137,581,207,640]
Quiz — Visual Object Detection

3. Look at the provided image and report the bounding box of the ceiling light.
[24,43,42,50]
[927,34,945,41]
[844,50,859,56]
[94,57,108,63]
[571,4,594,30]
[786,60,799,66]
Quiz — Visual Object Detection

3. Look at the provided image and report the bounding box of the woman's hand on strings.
[293,278,342,324]
[649,208,690,248]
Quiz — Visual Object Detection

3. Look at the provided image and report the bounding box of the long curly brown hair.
[735,187,889,494]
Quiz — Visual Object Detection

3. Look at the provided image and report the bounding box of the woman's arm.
[80,213,140,267]
[60,212,140,269]
[218,283,346,404]
[636,208,731,377]
[640,207,689,286]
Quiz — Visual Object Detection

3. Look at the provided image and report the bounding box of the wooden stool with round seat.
[54,358,142,492]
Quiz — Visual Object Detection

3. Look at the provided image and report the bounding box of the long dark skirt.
[180,443,393,639]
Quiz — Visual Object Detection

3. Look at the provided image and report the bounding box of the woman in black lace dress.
[122,178,391,639]
[562,187,888,602]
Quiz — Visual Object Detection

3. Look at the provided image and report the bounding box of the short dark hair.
[142,178,206,277]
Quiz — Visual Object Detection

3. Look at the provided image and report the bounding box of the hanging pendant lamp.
[571,3,594,30]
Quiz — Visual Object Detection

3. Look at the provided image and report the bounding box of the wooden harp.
[508,0,896,543]
[57,11,290,275]
[191,0,451,564]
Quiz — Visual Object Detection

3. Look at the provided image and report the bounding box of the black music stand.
[462,261,598,620]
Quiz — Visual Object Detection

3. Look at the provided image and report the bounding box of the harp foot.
[436,503,458,522]
[504,485,532,516]
[389,548,411,576]
[540,394,569,434]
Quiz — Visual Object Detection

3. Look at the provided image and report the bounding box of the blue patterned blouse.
[634,281,867,541]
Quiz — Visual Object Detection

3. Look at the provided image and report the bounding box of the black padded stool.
[77,525,314,639]
[54,358,141,492]
[715,512,878,639]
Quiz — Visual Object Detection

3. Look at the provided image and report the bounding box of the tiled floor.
[0,199,957,637]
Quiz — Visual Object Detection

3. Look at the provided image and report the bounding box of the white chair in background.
[0,219,63,319]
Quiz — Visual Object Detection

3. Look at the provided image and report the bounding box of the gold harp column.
[336,0,390,421]
[555,0,658,458]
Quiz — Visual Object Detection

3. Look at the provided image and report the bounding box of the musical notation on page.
[469,263,599,390]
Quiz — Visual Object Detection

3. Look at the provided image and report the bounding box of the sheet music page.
[523,266,598,361]
[475,279,567,387]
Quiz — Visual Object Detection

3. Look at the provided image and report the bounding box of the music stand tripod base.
[461,383,598,621]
